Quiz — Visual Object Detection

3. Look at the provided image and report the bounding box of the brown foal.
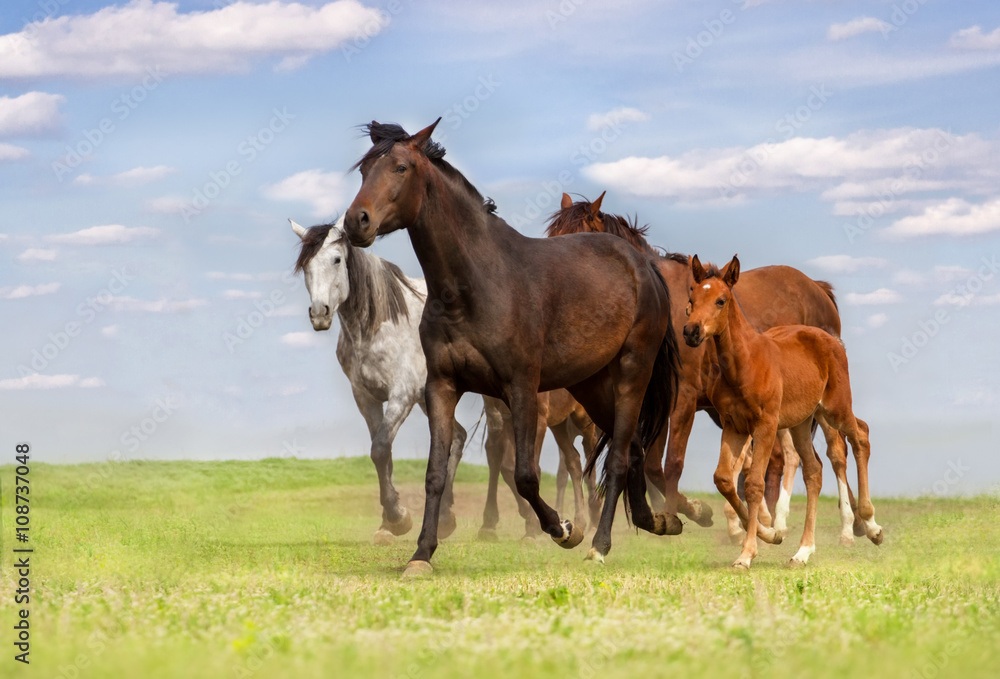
[684,255,883,568]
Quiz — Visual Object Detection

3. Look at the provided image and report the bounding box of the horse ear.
[723,254,741,287]
[409,117,441,150]
[691,254,706,282]
[561,193,573,210]
[289,219,308,239]
[590,190,606,216]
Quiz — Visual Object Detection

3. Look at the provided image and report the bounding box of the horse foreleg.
[787,420,822,566]
[478,401,504,541]
[555,456,569,515]
[714,427,751,545]
[509,385,581,549]
[662,390,711,527]
[772,429,798,540]
[437,420,466,540]
[643,424,668,512]
[735,422,780,570]
[405,377,460,576]
[551,421,588,532]
[355,389,414,545]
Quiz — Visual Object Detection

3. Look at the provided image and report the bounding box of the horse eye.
[333,256,342,265]
[716,298,726,307]
[395,164,407,174]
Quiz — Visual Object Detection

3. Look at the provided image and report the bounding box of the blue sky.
[1,0,998,496]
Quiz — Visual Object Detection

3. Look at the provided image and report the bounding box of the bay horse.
[684,255,882,568]
[344,119,682,575]
[547,193,866,543]
[291,216,467,544]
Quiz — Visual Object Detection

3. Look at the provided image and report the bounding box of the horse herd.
[289,118,882,576]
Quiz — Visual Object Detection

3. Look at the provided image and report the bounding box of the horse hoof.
[438,511,457,540]
[839,535,855,546]
[584,548,605,564]
[373,528,395,546]
[869,528,884,546]
[853,518,866,537]
[653,512,683,536]
[788,557,807,569]
[770,531,783,546]
[690,499,715,527]
[402,560,433,579]
[553,520,584,549]
[477,527,499,542]
[386,508,413,536]
[731,560,751,571]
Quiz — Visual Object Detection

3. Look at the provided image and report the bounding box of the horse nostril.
[358,209,370,229]
[308,307,315,318]
[323,304,330,316]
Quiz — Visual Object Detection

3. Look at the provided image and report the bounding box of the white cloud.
[47,224,160,245]
[807,254,887,273]
[0,282,60,299]
[934,291,1000,308]
[951,25,1000,50]
[0,143,29,161]
[101,324,120,338]
[263,169,350,218]
[222,289,262,300]
[867,313,888,328]
[827,17,890,41]
[882,197,1000,239]
[893,265,977,287]
[584,128,993,205]
[280,331,325,348]
[16,248,57,262]
[207,271,255,281]
[0,374,105,390]
[0,92,64,136]
[73,165,177,187]
[107,296,208,313]
[845,288,902,305]
[586,107,649,131]
[0,0,387,79]
[278,383,308,397]
[146,196,190,214]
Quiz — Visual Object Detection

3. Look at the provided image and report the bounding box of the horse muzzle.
[344,206,378,248]
[683,324,704,347]
[309,304,333,331]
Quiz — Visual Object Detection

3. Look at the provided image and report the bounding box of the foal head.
[291,216,350,331]
[345,118,444,247]
[683,254,740,347]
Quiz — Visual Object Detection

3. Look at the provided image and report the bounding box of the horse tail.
[815,279,838,312]
[585,261,680,514]
[813,279,841,338]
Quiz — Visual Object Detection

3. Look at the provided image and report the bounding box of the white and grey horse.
[290,216,466,544]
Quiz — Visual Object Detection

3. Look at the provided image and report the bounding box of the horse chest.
[708,381,768,434]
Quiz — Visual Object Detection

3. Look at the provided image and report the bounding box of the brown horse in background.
[344,121,682,575]
[685,255,882,568]
[480,390,599,541]
[547,193,860,538]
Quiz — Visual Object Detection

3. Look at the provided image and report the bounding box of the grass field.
[2,457,999,679]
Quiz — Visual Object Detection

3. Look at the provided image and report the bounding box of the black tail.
[585,263,681,515]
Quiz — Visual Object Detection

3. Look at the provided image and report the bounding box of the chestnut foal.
[684,255,883,568]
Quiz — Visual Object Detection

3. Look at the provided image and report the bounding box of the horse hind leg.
[818,419,855,545]
[846,417,882,544]
[478,403,504,541]
[364,392,415,545]
[723,437,752,545]
[551,421,589,531]
[787,420,822,566]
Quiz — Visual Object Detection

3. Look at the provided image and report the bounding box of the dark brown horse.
[344,120,682,574]
[547,193,858,535]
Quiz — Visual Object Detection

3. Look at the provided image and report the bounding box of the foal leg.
[787,420,823,566]
[734,422,781,570]
[847,417,882,544]
[555,456,569,515]
[773,430,799,541]
[818,420,855,545]
[509,385,584,549]
[406,378,461,576]
[714,427,751,540]
[723,437,751,544]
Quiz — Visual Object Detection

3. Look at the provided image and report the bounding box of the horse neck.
[407,168,501,299]
[712,295,760,389]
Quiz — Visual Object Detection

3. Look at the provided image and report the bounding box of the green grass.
[2,457,999,678]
